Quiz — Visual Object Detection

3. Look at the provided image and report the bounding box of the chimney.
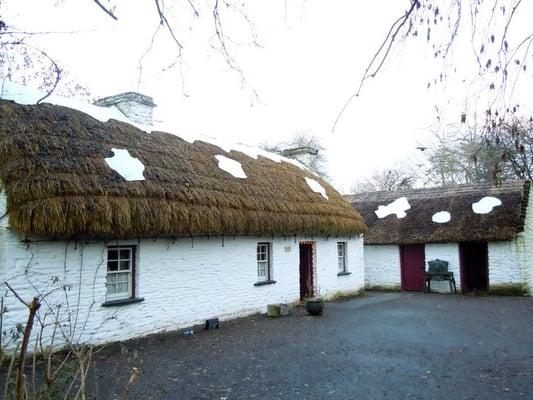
[94,92,156,126]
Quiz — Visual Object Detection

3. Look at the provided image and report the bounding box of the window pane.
[108,249,118,260]
[119,249,131,259]
[257,243,270,281]
[107,260,118,271]
[337,242,347,272]
[119,260,130,271]
[117,282,129,293]
[257,262,266,277]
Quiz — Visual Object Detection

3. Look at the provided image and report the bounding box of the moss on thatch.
[0,100,366,240]
[345,181,529,245]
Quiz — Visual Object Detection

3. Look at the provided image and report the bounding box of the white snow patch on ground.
[472,196,502,214]
[215,155,247,179]
[305,177,328,200]
[432,211,451,223]
[105,148,145,181]
[375,197,411,219]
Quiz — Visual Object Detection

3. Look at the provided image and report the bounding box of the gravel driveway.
[91,292,533,399]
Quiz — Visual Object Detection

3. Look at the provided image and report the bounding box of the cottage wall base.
[364,240,531,295]
[0,230,364,351]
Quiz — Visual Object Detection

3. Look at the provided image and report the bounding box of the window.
[106,246,135,301]
[337,242,348,273]
[256,242,272,282]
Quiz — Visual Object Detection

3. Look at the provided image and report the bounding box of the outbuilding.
[346,181,533,295]
[0,82,366,350]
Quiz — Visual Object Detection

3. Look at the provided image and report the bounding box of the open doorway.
[459,241,489,293]
[299,242,315,300]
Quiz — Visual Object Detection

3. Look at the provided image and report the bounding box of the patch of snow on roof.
[375,197,411,219]
[155,127,312,172]
[215,155,247,179]
[472,196,502,214]
[206,140,311,172]
[1,80,151,131]
[1,81,314,175]
[305,177,328,200]
[105,148,145,181]
[432,211,451,223]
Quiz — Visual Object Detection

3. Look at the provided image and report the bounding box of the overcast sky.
[4,0,533,192]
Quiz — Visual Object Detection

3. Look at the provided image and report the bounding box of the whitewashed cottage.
[346,181,533,295]
[0,82,366,350]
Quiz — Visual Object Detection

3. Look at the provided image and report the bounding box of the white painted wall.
[424,243,460,293]
[0,221,364,350]
[317,237,365,298]
[488,241,525,286]
[517,188,533,294]
[363,245,400,289]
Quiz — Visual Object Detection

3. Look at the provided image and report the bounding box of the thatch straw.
[345,180,529,245]
[0,100,366,240]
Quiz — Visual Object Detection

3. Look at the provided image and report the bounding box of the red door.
[400,244,426,292]
[299,243,314,300]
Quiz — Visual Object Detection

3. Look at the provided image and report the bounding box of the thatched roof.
[345,180,530,245]
[0,100,366,240]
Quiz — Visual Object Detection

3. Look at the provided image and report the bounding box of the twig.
[92,0,118,20]
[4,347,18,400]
[154,0,183,49]
[121,367,140,400]
[4,281,29,307]
[332,0,419,132]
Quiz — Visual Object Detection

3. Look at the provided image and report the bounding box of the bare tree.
[487,115,533,181]
[0,0,259,101]
[411,113,533,186]
[334,0,533,131]
[351,167,416,193]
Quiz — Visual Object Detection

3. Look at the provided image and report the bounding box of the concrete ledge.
[253,280,277,287]
[337,271,352,276]
[102,297,145,307]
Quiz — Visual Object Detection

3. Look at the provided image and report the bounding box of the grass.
[488,283,529,296]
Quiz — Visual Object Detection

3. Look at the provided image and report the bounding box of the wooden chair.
[425,259,457,293]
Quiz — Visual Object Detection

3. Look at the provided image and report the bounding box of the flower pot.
[267,304,281,317]
[280,303,292,316]
[305,299,324,316]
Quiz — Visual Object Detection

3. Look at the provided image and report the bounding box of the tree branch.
[92,0,118,20]
[332,0,419,132]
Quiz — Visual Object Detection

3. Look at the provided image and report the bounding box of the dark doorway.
[459,241,489,293]
[299,242,314,300]
[400,244,426,292]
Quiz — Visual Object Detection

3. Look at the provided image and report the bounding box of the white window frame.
[337,242,348,273]
[106,246,135,301]
[257,242,272,282]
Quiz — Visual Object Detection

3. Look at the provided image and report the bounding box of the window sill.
[254,280,277,286]
[337,272,352,276]
[102,297,145,307]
